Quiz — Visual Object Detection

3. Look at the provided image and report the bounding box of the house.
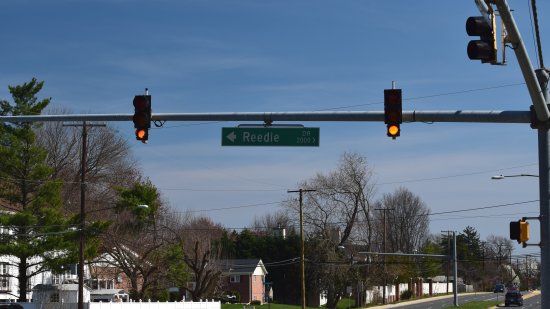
[0,199,43,302]
[0,199,135,303]
[32,283,91,304]
[88,251,139,293]
[218,259,267,304]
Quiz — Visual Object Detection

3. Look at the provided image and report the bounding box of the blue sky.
[1,0,548,256]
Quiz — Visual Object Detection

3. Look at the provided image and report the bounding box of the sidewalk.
[367,290,540,308]
[367,293,469,308]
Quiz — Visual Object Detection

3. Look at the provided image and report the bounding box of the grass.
[222,304,310,309]
[442,301,499,308]
[222,298,499,309]
[222,299,354,309]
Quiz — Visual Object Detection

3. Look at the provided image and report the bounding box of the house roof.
[0,198,21,213]
[91,289,128,296]
[218,259,268,275]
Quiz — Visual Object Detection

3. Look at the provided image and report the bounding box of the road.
[369,290,541,308]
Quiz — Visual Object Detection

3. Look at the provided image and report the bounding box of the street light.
[491,174,539,179]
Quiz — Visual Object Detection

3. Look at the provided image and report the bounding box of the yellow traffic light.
[387,125,400,137]
[136,129,148,140]
[510,220,530,244]
[519,221,529,243]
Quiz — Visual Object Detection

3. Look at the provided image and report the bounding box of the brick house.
[219,259,267,304]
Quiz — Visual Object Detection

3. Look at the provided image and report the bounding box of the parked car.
[504,290,523,307]
[219,295,238,304]
[493,283,505,293]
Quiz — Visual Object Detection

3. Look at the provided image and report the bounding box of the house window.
[0,263,10,290]
[91,278,114,290]
[0,225,9,235]
[230,275,240,283]
[50,293,60,302]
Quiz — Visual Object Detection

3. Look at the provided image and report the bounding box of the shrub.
[400,290,413,300]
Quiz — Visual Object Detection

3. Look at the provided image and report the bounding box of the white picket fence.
[11,300,221,309]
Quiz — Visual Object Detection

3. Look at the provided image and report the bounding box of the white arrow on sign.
[226,131,237,142]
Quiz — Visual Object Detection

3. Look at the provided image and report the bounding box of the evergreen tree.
[457,226,484,286]
[0,78,74,301]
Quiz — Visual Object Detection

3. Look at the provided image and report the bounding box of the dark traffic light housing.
[466,15,497,64]
[384,89,402,139]
[133,95,151,143]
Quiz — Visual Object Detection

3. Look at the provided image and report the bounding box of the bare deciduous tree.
[375,187,430,254]
[283,152,376,309]
[250,210,295,235]
[484,234,515,284]
[178,216,225,301]
[285,152,376,247]
[35,107,140,215]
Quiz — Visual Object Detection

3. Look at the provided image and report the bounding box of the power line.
[429,200,538,216]
[316,82,526,111]
[378,163,537,185]
[528,0,545,68]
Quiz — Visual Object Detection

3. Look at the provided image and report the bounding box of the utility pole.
[288,189,316,309]
[441,231,458,306]
[497,244,503,284]
[481,241,485,291]
[452,231,457,307]
[375,207,393,305]
[509,249,513,283]
[64,121,105,309]
[79,122,86,309]
[442,231,451,294]
[526,255,530,290]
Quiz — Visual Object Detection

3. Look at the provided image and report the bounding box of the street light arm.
[491,174,539,179]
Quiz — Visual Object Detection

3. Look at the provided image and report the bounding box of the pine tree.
[0,78,74,301]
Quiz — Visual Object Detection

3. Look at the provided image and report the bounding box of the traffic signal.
[466,14,497,64]
[510,220,529,243]
[384,89,402,139]
[133,95,151,143]
[520,221,529,243]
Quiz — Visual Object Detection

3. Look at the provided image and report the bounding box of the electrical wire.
[377,163,537,185]
[529,0,545,68]
[313,83,526,111]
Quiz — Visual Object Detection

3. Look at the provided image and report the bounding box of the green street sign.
[222,127,320,147]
